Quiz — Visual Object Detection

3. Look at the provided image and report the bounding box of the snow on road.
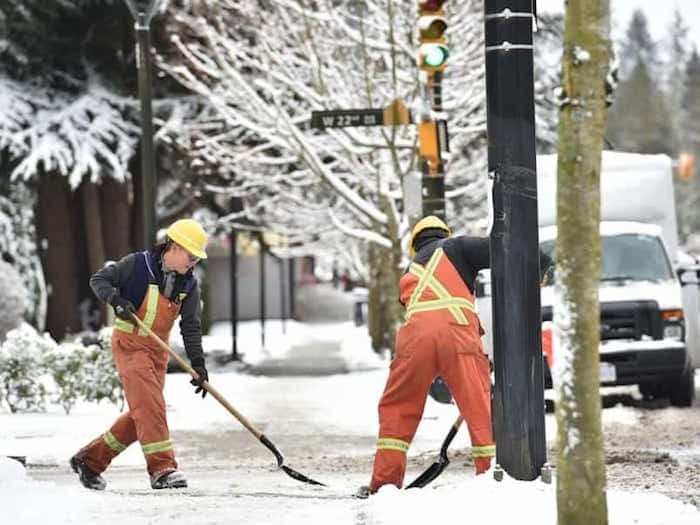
[1,320,699,523]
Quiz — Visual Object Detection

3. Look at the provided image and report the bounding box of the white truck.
[477,151,700,407]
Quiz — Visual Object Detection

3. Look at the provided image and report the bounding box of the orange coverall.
[369,245,495,492]
[76,288,181,481]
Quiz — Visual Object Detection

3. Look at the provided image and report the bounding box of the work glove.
[190,362,209,399]
[429,376,453,404]
[111,296,136,321]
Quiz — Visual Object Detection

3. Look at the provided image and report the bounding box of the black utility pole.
[484,0,546,481]
[279,256,287,335]
[230,227,239,361]
[124,0,159,247]
[259,233,266,349]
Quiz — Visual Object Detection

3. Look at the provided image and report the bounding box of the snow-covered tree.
[0,259,28,343]
[44,341,87,415]
[79,327,124,408]
[161,0,489,349]
[0,183,46,329]
[0,323,56,413]
[534,12,565,153]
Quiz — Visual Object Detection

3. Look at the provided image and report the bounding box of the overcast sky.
[538,0,700,52]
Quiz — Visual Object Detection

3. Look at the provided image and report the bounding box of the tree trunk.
[100,176,132,259]
[36,172,81,340]
[555,1,610,524]
[81,181,106,276]
[367,209,403,355]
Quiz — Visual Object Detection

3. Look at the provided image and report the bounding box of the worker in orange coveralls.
[360,216,496,496]
[70,219,209,491]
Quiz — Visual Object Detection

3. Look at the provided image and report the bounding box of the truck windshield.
[539,234,674,283]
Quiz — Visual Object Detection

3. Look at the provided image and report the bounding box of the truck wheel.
[639,382,667,401]
[669,367,696,408]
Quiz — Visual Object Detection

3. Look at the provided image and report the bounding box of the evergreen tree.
[607,60,674,153]
[677,50,700,238]
[663,8,690,154]
[618,9,657,79]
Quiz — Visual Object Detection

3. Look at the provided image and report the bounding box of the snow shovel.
[130,314,326,487]
[405,415,463,489]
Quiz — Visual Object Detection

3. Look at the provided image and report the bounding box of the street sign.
[310,109,384,129]
[310,98,411,130]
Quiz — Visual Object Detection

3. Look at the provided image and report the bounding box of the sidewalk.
[203,319,386,376]
[244,322,384,376]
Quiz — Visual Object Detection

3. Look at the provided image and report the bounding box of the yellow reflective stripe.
[415,266,473,324]
[103,431,126,453]
[138,284,159,336]
[472,444,496,458]
[377,438,410,453]
[406,249,475,325]
[114,318,136,333]
[407,304,468,325]
[142,439,173,455]
[407,248,444,309]
[406,299,473,324]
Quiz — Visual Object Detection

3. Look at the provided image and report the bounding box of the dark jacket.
[89,246,204,366]
[411,230,553,297]
[411,231,490,297]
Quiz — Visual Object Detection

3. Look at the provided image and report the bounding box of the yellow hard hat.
[166,219,208,259]
[409,216,451,257]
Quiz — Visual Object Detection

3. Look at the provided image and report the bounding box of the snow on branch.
[0,75,138,188]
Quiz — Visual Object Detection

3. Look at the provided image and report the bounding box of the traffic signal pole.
[417,1,449,220]
[484,1,546,480]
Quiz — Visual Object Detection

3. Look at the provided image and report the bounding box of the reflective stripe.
[138,284,160,336]
[405,248,474,325]
[472,444,496,458]
[142,439,173,455]
[103,431,126,453]
[377,438,410,453]
[114,318,136,333]
[407,248,443,308]
[406,299,473,324]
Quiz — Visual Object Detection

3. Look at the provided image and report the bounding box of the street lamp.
[123,0,162,248]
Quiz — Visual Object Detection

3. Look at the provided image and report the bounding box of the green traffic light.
[423,44,449,68]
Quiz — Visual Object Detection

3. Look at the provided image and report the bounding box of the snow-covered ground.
[1,320,699,524]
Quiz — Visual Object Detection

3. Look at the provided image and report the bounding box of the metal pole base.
[493,463,504,482]
[540,462,553,484]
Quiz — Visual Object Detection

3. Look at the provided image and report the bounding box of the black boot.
[151,470,188,489]
[70,455,106,491]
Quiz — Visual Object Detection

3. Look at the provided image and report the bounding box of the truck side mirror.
[676,267,700,285]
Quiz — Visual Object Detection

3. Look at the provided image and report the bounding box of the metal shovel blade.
[405,416,462,489]
[281,465,327,487]
[405,455,450,489]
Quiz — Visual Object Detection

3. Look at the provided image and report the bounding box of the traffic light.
[418,1,449,74]
[678,152,695,182]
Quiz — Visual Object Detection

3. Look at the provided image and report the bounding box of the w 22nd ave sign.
[310,109,383,129]
[310,98,412,130]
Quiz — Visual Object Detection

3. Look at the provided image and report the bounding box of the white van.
[477,152,700,407]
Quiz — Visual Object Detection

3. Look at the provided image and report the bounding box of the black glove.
[111,296,136,321]
[190,363,208,398]
[429,376,453,404]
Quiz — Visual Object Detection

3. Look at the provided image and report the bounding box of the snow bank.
[368,470,699,525]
